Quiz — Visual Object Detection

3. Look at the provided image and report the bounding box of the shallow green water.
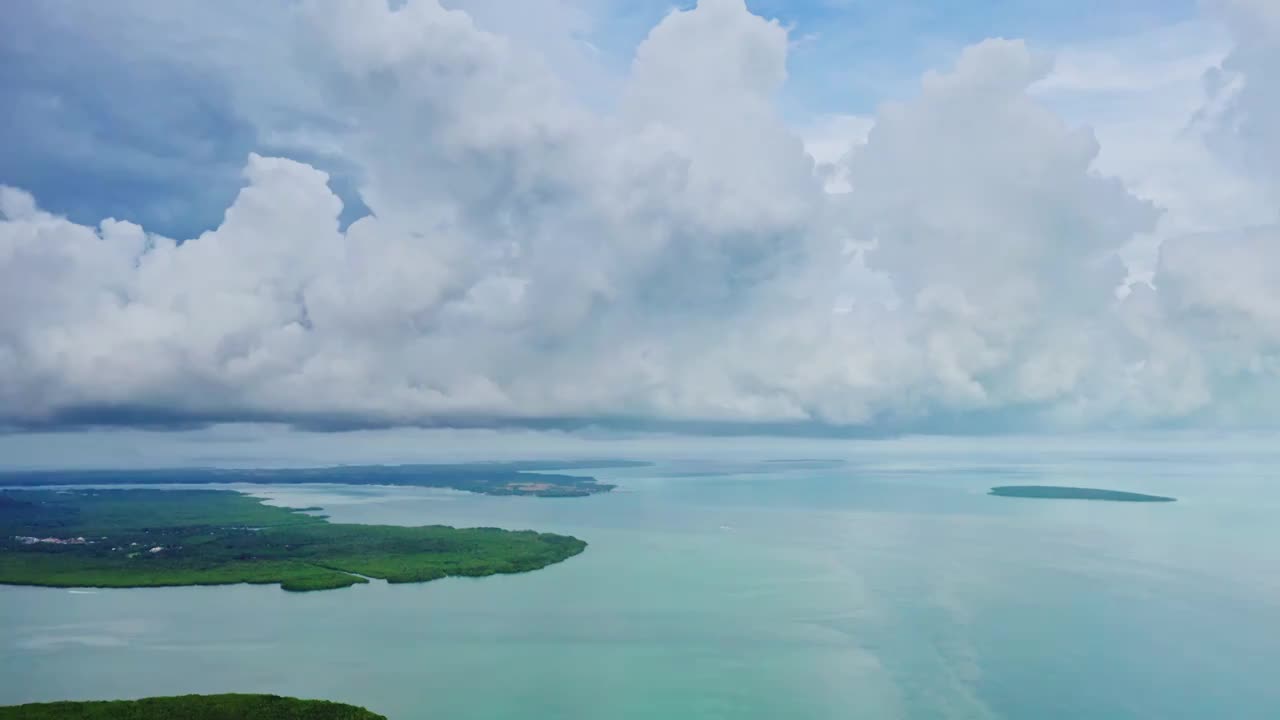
[3,441,1280,719]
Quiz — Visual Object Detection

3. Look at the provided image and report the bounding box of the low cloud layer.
[1,0,1277,433]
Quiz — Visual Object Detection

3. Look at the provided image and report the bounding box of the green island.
[0,694,384,720]
[0,489,586,592]
[0,460,645,497]
[989,485,1176,502]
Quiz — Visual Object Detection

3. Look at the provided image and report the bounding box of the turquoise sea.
[3,438,1280,719]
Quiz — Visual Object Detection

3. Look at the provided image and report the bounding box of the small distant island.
[0,694,385,719]
[0,488,586,592]
[990,486,1176,502]
[0,459,647,498]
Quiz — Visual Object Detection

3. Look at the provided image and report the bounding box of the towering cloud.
[0,0,1276,432]
[1132,0,1280,426]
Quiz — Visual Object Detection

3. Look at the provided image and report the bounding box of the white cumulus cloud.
[0,0,1277,433]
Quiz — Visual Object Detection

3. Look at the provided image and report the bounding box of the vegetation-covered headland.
[0,460,644,497]
[0,489,586,591]
[989,486,1176,502]
[0,694,385,720]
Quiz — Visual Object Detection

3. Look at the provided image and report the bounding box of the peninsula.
[0,488,586,591]
[990,486,1176,502]
[0,460,643,497]
[0,694,385,719]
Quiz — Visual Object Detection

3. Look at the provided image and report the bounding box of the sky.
[1,0,1278,454]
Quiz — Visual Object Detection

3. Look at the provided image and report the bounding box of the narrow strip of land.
[0,460,644,497]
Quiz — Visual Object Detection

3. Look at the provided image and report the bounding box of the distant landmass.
[0,460,648,497]
[990,486,1176,502]
[0,488,586,592]
[0,694,385,719]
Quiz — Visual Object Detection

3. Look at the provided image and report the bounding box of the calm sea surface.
[3,439,1280,719]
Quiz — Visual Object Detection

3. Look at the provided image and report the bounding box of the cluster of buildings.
[13,535,93,545]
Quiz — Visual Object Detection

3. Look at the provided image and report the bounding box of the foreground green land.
[0,460,643,497]
[0,489,586,591]
[990,485,1176,502]
[0,694,384,720]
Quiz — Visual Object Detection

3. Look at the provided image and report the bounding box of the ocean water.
[3,439,1280,719]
